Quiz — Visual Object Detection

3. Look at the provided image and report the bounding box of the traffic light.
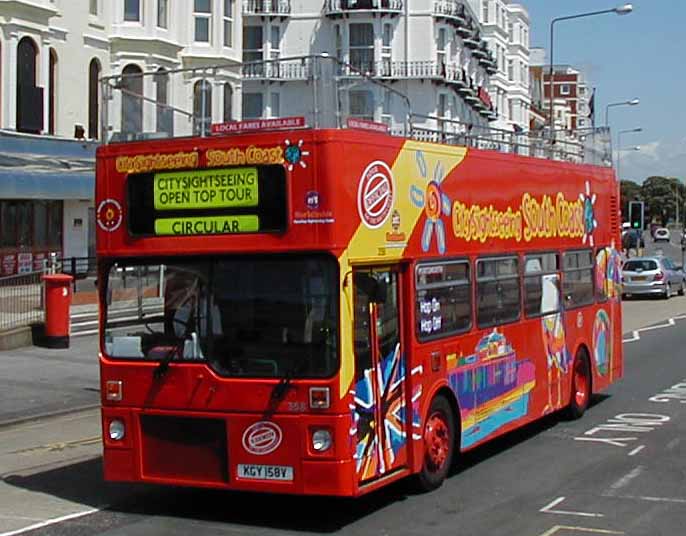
[629,200,644,230]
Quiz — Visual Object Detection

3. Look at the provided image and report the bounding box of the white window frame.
[560,84,571,95]
[124,0,141,22]
[223,0,234,47]
[89,0,98,16]
[194,0,212,43]
[270,25,280,60]
[157,0,169,29]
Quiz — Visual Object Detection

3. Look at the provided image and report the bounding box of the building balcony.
[242,0,291,17]
[463,33,480,50]
[241,60,311,81]
[324,0,403,17]
[432,0,468,28]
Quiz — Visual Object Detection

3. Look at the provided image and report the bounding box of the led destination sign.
[127,163,287,237]
[155,215,259,236]
[154,168,258,210]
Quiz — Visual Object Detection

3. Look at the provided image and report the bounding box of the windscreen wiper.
[153,339,185,380]
[270,356,307,401]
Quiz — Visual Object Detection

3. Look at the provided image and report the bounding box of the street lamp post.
[616,127,642,181]
[605,98,640,127]
[548,4,633,136]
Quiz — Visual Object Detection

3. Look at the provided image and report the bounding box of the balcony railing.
[242,0,291,16]
[324,0,403,16]
[432,0,468,27]
[241,59,311,80]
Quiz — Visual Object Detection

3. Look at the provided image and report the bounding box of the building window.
[482,1,489,23]
[193,79,212,135]
[194,0,212,43]
[334,25,342,62]
[121,64,143,137]
[243,26,263,63]
[223,0,233,47]
[381,24,392,75]
[243,92,263,119]
[48,49,57,135]
[349,90,373,120]
[155,68,172,135]
[560,84,570,95]
[270,92,280,118]
[438,93,447,118]
[88,58,100,139]
[0,200,63,273]
[382,89,392,126]
[270,26,280,60]
[436,27,446,69]
[349,23,373,72]
[507,59,513,81]
[223,83,233,121]
[124,0,141,22]
[157,0,168,28]
[17,37,41,134]
[508,21,514,42]
[89,0,98,16]
[476,256,520,328]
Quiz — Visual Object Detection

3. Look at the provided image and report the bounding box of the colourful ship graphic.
[448,330,535,449]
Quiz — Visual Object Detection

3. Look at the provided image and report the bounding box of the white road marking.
[538,525,624,536]
[622,331,640,343]
[539,496,604,518]
[627,445,645,456]
[0,508,99,536]
[607,466,643,493]
[639,318,676,332]
[603,493,686,504]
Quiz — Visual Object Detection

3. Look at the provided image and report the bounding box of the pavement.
[0,334,99,428]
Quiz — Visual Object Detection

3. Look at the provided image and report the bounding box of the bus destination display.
[127,164,286,236]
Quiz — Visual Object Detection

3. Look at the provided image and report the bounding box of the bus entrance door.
[351,268,408,485]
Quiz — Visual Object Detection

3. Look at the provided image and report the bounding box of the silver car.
[622,256,685,299]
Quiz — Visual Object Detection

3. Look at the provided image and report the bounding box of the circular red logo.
[357,161,394,229]
[97,199,123,232]
[242,421,283,455]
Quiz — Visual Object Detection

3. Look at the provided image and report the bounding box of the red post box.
[42,273,73,348]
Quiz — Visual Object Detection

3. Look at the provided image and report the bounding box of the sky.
[523,0,685,184]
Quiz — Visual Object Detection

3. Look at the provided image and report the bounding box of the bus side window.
[476,256,520,328]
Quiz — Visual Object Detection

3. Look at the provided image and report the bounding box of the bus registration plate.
[237,464,294,481]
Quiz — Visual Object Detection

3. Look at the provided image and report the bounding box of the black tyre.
[679,281,685,296]
[413,395,455,492]
[564,350,592,420]
[663,283,671,300]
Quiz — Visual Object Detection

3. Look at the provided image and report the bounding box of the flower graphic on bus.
[579,180,598,246]
[283,139,310,171]
[410,150,451,254]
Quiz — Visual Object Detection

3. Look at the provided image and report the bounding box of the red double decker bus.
[97,63,622,497]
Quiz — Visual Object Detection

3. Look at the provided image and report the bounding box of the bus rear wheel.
[414,395,455,492]
[565,350,591,420]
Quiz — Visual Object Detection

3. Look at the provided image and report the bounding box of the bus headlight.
[109,419,126,441]
[311,429,332,452]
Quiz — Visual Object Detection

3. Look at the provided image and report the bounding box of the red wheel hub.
[573,358,589,408]
[424,411,450,471]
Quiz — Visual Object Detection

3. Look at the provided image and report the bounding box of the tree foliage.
[620,176,685,225]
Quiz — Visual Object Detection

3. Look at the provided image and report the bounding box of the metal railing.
[100,54,612,167]
[409,114,612,165]
[242,0,291,15]
[324,0,403,15]
[0,271,44,331]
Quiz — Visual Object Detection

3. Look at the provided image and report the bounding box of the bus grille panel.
[140,415,228,483]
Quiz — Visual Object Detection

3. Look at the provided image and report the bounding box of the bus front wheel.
[414,395,455,492]
[565,350,592,420]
